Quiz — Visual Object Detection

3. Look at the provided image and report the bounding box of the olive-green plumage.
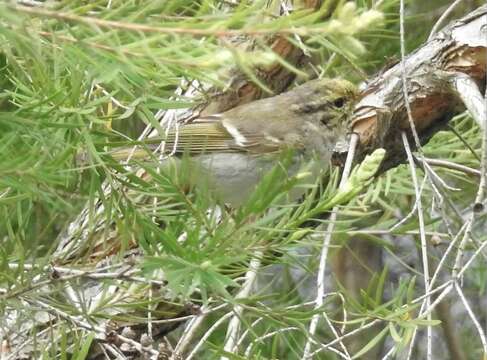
[112,78,358,204]
[113,78,356,157]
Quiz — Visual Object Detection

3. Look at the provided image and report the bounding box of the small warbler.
[111,78,358,205]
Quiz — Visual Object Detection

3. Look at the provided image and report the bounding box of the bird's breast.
[192,152,326,206]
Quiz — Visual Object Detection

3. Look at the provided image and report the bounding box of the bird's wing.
[159,113,288,154]
[109,114,285,162]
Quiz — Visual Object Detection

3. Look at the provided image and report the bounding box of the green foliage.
[1,0,486,359]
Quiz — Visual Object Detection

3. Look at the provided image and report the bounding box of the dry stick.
[5,323,62,360]
[94,83,131,110]
[400,280,457,360]
[434,294,467,360]
[448,50,487,356]
[372,274,454,360]
[171,311,206,358]
[416,282,454,320]
[301,133,359,360]
[405,218,473,359]
[429,222,469,289]
[472,73,487,207]
[186,312,234,360]
[2,263,163,300]
[451,74,487,131]
[221,251,263,359]
[244,327,300,357]
[236,295,342,354]
[423,157,481,177]
[421,160,460,191]
[454,282,487,353]
[408,216,463,352]
[16,0,45,6]
[334,229,443,237]
[307,342,349,360]
[147,287,153,339]
[436,189,487,261]
[402,132,433,360]
[235,317,263,349]
[428,0,465,40]
[335,291,348,334]
[457,237,487,278]
[392,221,467,356]
[24,298,160,358]
[399,1,433,357]
[407,70,487,357]
[381,343,396,360]
[308,319,383,358]
[411,280,454,307]
[99,344,123,360]
[170,302,214,359]
[388,176,425,232]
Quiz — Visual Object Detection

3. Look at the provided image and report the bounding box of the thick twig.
[450,74,486,130]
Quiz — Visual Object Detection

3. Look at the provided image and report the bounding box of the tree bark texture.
[351,5,486,171]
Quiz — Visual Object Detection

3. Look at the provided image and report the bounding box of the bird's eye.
[333,97,345,108]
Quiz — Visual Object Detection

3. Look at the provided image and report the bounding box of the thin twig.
[406,279,453,360]
[171,301,221,359]
[429,222,468,289]
[3,263,166,300]
[423,157,481,177]
[442,71,487,358]
[244,327,299,357]
[186,312,234,360]
[308,319,383,358]
[388,176,425,232]
[455,282,487,353]
[457,236,487,278]
[16,0,45,6]
[23,298,160,357]
[235,317,263,349]
[381,344,396,360]
[301,133,359,359]
[221,251,263,359]
[402,131,432,360]
[428,0,464,40]
[411,280,453,307]
[417,283,453,319]
[399,0,435,355]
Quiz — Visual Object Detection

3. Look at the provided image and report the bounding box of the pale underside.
[162,151,327,206]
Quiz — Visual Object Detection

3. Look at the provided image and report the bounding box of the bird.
[110,78,358,206]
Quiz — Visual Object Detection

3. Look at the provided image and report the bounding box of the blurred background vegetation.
[0,0,486,359]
